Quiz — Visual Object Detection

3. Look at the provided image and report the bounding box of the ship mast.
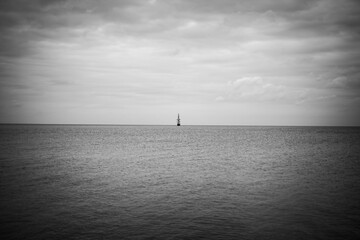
[177,113,181,126]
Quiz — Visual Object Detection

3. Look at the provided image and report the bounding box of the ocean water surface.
[1,125,360,239]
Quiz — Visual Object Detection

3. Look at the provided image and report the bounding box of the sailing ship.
[177,114,181,126]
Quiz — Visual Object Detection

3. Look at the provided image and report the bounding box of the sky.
[0,0,359,125]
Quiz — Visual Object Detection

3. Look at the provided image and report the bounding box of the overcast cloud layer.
[0,0,359,125]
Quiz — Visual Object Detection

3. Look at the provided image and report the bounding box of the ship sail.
[177,114,181,126]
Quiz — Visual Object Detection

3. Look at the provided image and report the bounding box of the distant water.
[1,125,360,239]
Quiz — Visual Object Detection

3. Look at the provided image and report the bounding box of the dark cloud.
[1,0,359,56]
[1,0,359,101]
[172,0,319,14]
[0,0,143,57]
[0,0,64,56]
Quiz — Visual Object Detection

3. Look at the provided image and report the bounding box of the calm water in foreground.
[0,125,360,239]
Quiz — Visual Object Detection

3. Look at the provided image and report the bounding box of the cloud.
[1,0,360,125]
[219,77,302,102]
[1,0,360,55]
[167,0,319,14]
[329,76,360,89]
[0,0,143,56]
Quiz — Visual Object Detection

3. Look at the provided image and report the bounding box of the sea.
[0,125,360,239]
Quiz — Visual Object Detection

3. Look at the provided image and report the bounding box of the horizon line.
[0,123,359,127]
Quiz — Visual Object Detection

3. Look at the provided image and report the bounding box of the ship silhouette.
[177,114,181,126]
